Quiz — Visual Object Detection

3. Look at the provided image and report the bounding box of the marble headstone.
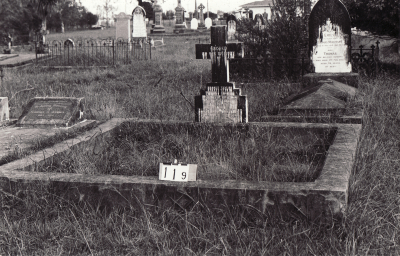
[191,18,198,30]
[132,6,147,39]
[309,0,352,73]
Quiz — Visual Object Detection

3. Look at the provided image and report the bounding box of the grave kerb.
[0,118,362,221]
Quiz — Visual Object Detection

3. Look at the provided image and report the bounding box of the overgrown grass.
[41,122,335,182]
[1,31,400,254]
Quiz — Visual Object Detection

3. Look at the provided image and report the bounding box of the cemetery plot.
[38,121,336,183]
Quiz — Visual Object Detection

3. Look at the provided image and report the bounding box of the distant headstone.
[151,0,166,34]
[64,38,74,48]
[0,97,9,122]
[195,26,247,123]
[115,12,131,41]
[191,18,198,30]
[309,0,352,73]
[174,0,186,33]
[132,6,147,39]
[198,3,206,29]
[17,97,85,127]
[226,15,237,41]
[204,17,212,29]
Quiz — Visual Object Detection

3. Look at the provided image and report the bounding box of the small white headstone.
[205,18,212,29]
[132,6,147,38]
[191,18,198,30]
[227,20,236,41]
[312,18,351,73]
[0,97,9,122]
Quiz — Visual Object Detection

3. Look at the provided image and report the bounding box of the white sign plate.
[159,163,197,182]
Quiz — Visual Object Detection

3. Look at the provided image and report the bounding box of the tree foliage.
[237,0,307,59]
[343,0,399,37]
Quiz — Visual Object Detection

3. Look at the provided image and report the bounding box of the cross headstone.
[195,26,247,123]
[132,6,147,41]
[309,0,352,73]
[198,3,206,29]
[16,97,85,128]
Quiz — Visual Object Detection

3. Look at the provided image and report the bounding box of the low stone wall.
[0,119,362,221]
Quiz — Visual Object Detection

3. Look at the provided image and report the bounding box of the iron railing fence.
[35,38,151,66]
[231,41,380,81]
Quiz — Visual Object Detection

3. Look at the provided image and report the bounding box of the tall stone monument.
[198,3,206,29]
[195,26,247,123]
[304,0,358,87]
[174,0,186,33]
[115,12,131,41]
[151,0,166,34]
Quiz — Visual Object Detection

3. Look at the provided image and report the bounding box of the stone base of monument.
[173,24,186,34]
[262,79,362,124]
[150,26,166,34]
[303,73,359,88]
[195,83,248,123]
[0,118,361,221]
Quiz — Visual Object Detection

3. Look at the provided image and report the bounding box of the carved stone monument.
[151,0,166,34]
[174,0,186,33]
[304,0,358,87]
[198,4,206,29]
[195,26,247,123]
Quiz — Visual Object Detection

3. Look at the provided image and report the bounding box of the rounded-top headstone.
[309,0,351,56]
[191,18,198,30]
[205,18,212,29]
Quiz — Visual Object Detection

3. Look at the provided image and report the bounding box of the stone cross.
[195,26,243,83]
[194,26,248,123]
[198,3,205,25]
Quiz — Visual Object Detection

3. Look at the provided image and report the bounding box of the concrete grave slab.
[263,79,362,123]
[0,118,361,221]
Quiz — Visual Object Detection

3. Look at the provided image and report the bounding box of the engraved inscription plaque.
[17,97,84,127]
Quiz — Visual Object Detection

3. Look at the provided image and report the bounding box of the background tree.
[138,0,153,20]
[343,0,399,37]
[103,0,116,28]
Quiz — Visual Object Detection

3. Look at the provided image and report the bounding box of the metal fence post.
[112,40,115,66]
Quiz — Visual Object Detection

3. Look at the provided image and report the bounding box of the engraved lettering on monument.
[312,18,351,72]
[308,0,352,73]
[17,97,84,127]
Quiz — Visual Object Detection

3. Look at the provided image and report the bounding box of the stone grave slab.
[0,118,362,221]
[0,97,9,123]
[16,97,85,128]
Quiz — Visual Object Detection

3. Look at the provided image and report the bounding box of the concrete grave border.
[0,118,361,220]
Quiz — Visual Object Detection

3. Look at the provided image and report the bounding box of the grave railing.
[230,56,312,82]
[35,38,152,67]
[231,42,380,80]
[350,41,380,76]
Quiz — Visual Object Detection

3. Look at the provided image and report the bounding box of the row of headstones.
[0,0,355,127]
[194,0,355,123]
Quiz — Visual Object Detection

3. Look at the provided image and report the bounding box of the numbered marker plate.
[159,163,197,182]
